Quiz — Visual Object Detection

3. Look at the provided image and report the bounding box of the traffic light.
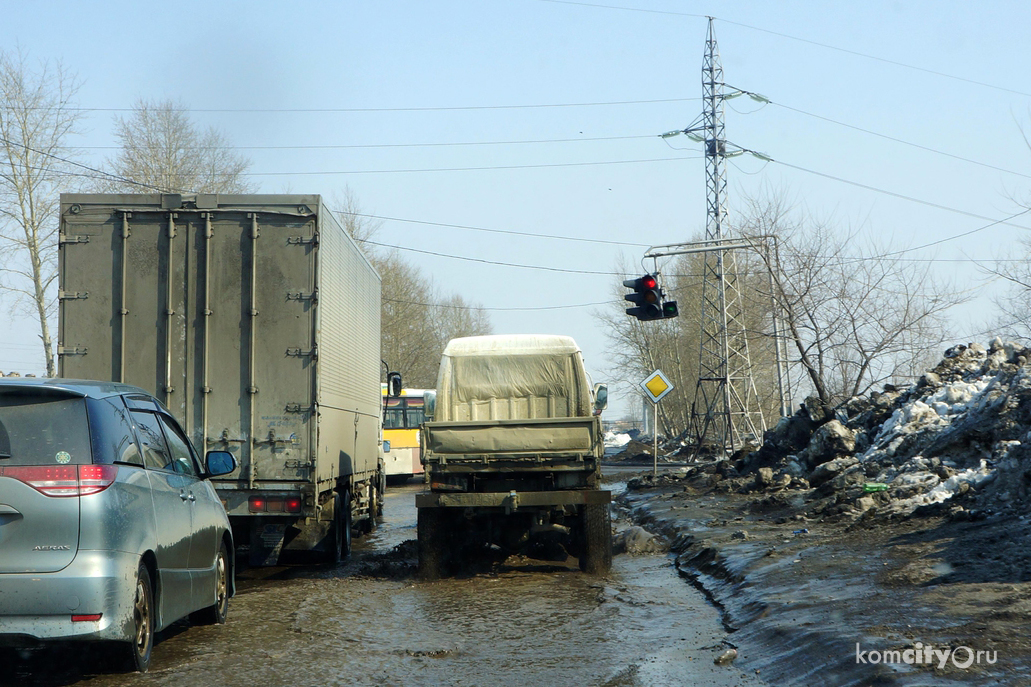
[623,274,679,321]
[623,274,662,321]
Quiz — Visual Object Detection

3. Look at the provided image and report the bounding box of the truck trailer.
[57,193,385,565]
[416,334,611,578]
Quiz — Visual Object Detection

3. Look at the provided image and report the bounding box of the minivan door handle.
[0,504,20,515]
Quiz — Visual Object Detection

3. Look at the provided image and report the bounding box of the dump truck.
[57,193,390,565]
[415,334,611,578]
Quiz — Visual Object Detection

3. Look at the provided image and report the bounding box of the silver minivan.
[0,378,237,672]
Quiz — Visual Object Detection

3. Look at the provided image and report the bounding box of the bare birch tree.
[102,98,255,193]
[0,50,85,376]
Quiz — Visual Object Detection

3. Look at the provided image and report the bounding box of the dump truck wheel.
[579,504,612,575]
[418,507,446,580]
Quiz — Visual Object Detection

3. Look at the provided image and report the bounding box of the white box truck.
[58,193,387,565]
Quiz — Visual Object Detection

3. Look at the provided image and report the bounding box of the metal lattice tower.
[690,18,766,453]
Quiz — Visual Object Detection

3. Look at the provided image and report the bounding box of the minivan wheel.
[190,542,230,625]
[118,562,154,672]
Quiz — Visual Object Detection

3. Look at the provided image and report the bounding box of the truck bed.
[423,417,601,458]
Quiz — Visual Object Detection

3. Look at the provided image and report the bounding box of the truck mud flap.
[250,522,287,566]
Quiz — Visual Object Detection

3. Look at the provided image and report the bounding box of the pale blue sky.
[3,1,1031,416]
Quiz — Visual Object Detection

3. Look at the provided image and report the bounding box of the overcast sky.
[3,0,1031,417]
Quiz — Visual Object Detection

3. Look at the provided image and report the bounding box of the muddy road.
[5,479,765,686]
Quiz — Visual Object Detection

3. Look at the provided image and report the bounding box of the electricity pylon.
[690,17,766,454]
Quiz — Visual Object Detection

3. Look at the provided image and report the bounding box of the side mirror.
[593,383,608,412]
[205,450,237,478]
[424,389,436,419]
[387,371,402,397]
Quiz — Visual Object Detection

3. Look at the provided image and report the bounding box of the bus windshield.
[383,395,425,429]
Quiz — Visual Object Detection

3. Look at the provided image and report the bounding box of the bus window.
[383,397,405,429]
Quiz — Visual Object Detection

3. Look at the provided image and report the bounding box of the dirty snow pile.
[633,337,1031,523]
[604,431,632,449]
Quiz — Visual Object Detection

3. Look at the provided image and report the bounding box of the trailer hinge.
[58,290,89,301]
[57,346,88,357]
[285,345,317,359]
[59,234,91,245]
[287,235,317,245]
[286,289,317,303]
[285,403,314,413]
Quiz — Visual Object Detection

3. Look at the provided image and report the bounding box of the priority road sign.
[641,369,673,403]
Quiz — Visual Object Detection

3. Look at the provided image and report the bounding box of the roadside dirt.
[620,476,1031,686]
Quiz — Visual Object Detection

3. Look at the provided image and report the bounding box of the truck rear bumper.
[415,489,610,509]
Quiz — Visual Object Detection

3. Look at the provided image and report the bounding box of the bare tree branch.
[0,48,85,376]
[99,98,256,194]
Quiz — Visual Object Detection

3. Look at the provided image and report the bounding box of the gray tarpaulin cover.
[434,334,592,422]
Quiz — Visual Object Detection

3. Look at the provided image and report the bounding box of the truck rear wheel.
[579,504,612,575]
[341,490,353,559]
[417,507,446,581]
[325,491,352,564]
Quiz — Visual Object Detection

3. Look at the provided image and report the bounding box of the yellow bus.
[381,387,430,483]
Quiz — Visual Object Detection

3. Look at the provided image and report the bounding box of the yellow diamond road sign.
[641,369,673,403]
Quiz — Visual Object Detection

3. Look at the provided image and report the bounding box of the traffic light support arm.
[643,234,774,260]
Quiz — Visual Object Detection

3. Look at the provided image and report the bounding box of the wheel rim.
[215,552,228,614]
[133,576,151,656]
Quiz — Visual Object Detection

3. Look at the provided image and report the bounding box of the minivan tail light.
[0,465,118,497]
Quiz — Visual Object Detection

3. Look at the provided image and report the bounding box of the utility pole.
[690,17,766,454]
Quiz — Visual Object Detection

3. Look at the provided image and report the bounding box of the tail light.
[250,495,304,513]
[0,464,118,497]
[71,614,102,622]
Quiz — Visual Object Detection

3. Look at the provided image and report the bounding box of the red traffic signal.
[623,274,663,321]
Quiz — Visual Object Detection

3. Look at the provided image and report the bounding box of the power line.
[539,0,705,18]
[363,240,619,275]
[747,149,1031,231]
[243,155,703,176]
[725,91,1031,181]
[75,134,658,151]
[855,209,1031,261]
[349,212,650,248]
[539,1,1031,98]
[0,136,166,192]
[717,18,1031,99]
[384,296,611,311]
[355,209,1024,267]
[3,97,700,114]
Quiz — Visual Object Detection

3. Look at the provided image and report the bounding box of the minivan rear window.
[0,394,91,466]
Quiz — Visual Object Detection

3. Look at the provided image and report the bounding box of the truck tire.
[341,489,353,559]
[325,493,344,564]
[325,491,352,564]
[376,468,386,517]
[579,504,612,575]
[417,507,446,581]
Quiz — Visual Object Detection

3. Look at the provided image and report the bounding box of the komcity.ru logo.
[856,642,997,669]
